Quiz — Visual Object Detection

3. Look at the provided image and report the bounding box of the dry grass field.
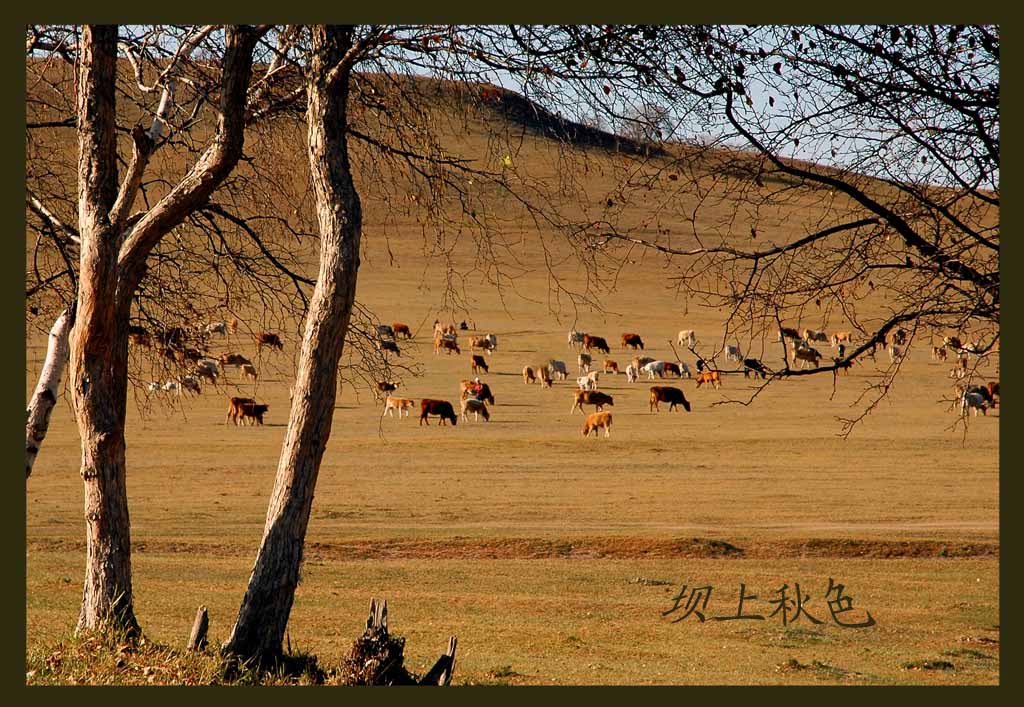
[25,80,999,685]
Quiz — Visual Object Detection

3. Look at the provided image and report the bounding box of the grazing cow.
[460,381,494,405]
[179,376,202,396]
[460,398,491,422]
[641,360,667,379]
[961,391,989,417]
[583,334,610,354]
[633,356,656,373]
[649,386,691,412]
[383,396,415,418]
[419,399,458,426]
[194,360,220,384]
[678,362,693,379]
[471,354,489,374]
[887,344,904,363]
[790,342,822,369]
[220,352,253,368]
[726,344,743,363]
[241,363,258,382]
[238,402,269,426]
[392,322,412,339]
[625,364,639,383]
[538,365,553,387]
[603,359,620,374]
[695,370,722,389]
[173,347,205,366]
[677,330,697,348]
[376,324,396,340]
[966,385,995,407]
[663,362,683,378]
[571,390,614,414]
[523,366,536,384]
[470,334,497,354]
[803,329,829,344]
[434,338,461,356]
[205,321,228,336]
[577,375,597,392]
[255,332,284,352]
[547,360,569,380]
[742,358,768,379]
[578,352,592,374]
[830,331,853,348]
[225,396,257,425]
[379,340,401,356]
[931,346,949,362]
[621,333,644,350]
[582,411,613,438]
[567,330,586,349]
[376,381,399,399]
[778,326,801,342]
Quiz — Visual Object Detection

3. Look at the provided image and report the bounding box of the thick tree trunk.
[224,25,362,661]
[70,25,139,636]
[26,305,75,480]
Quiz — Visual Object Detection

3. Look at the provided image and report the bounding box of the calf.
[742,358,768,379]
[603,359,620,374]
[392,322,412,339]
[649,386,691,412]
[460,398,491,422]
[571,390,614,414]
[578,352,592,374]
[583,334,610,354]
[621,333,644,350]
[238,402,269,426]
[523,366,536,384]
[419,399,458,426]
[582,411,613,438]
[677,329,697,348]
[471,354,490,374]
[383,396,415,418]
[255,332,283,352]
[695,370,722,389]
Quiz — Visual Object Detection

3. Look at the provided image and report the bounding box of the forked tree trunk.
[69,25,139,636]
[224,25,362,661]
[26,305,75,480]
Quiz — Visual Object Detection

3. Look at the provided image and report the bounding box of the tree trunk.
[26,305,75,480]
[224,25,362,661]
[70,24,139,636]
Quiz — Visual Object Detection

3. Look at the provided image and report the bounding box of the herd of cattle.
[127,316,999,433]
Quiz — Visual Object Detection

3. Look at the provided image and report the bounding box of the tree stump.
[187,606,209,651]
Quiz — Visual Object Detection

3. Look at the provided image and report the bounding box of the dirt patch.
[29,536,999,561]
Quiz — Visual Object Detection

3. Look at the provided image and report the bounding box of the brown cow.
[220,352,253,368]
[226,396,256,425]
[460,380,495,405]
[238,402,269,426]
[419,399,458,426]
[471,354,489,374]
[255,332,283,352]
[392,322,413,339]
[240,363,258,382]
[537,365,553,388]
[621,333,644,350]
[582,411,613,438]
[649,386,691,412]
[583,334,610,354]
[571,390,614,415]
[695,370,722,389]
[603,359,620,374]
[987,381,1000,407]
[663,362,683,378]
[383,396,415,418]
[523,366,536,384]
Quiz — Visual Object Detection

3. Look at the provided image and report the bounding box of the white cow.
[625,363,639,383]
[677,330,697,348]
[577,375,596,391]
[642,360,667,379]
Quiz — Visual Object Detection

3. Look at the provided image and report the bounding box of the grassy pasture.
[25,83,998,684]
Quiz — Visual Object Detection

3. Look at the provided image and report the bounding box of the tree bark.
[224,25,362,661]
[26,305,75,480]
[70,24,140,636]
